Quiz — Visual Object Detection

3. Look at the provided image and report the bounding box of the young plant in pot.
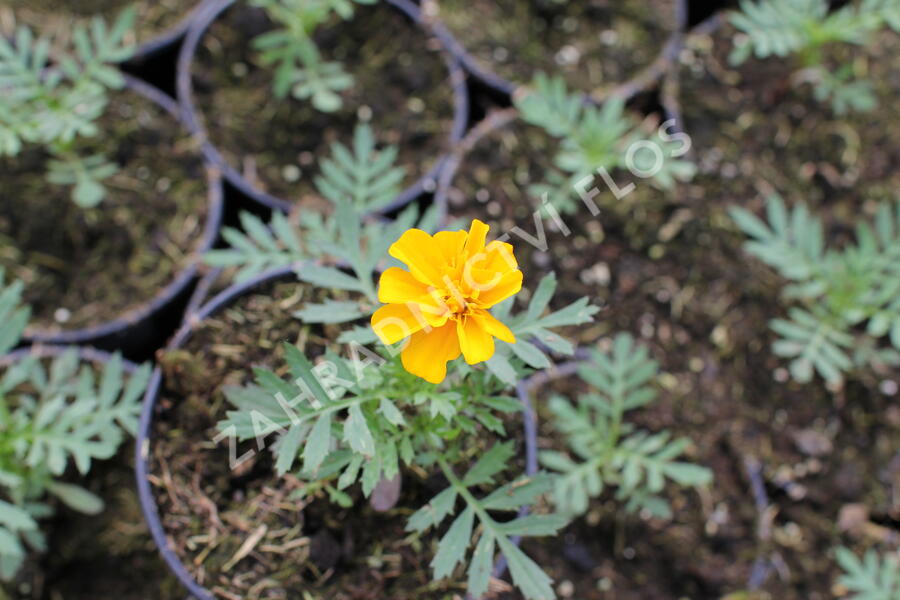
[0,271,152,585]
[0,13,223,351]
[728,0,900,115]
[139,186,605,598]
[0,0,210,60]
[177,0,468,212]
[731,195,900,387]
[437,73,695,240]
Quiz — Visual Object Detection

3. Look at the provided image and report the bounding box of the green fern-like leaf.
[733,198,900,384]
[771,307,854,384]
[728,0,876,65]
[540,334,711,517]
[408,452,565,600]
[485,272,600,386]
[0,340,151,581]
[315,123,406,213]
[730,194,826,283]
[836,547,900,600]
[516,73,695,202]
[0,271,29,355]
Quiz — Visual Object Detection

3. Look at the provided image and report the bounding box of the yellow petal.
[388,228,448,287]
[457,314,495,365]
[484,240,518,271]
[378,267,430,304]
[476,269,523,308]
[401,322,461,384]
[371,303,430,345]
[471,309,515,344]
[461,240,518,297]
[463,219,489,260]
[433,230,467,266]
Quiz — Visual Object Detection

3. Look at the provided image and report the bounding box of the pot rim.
[22,74,224,349]
[175,0,470,215]
[129,0,218,62]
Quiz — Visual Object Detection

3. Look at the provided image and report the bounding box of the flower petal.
[471,309,515,344]
[388,228,448,287]
[457,314,495,365]
[464,219,490,260]
[401,322,461,384]
[371,303,430,345]
[433,230,467,267]
[378,267,430,304]
[484,240,518,271]
[475,269,523,308]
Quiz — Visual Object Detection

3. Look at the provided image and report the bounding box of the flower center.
[444,294,467,315]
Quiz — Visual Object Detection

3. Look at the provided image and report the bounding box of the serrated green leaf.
[431,507,474,580]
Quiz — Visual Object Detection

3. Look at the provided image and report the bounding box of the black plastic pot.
[135,264,542,599]
[176,0,470,214]
[21,74,224,359]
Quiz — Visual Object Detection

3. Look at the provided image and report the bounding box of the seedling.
[515,73,695,213]
[0,9,134,206]
[729,0,900,114]
[250,0,376,112]
[0,270,151,580]
[731,196,900,385]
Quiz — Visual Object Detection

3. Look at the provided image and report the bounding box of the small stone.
[231,62,248,77]
[837,503,869,534]
[282,165,301,183]
[53,308,71,324]
[407,97,425,113]
[792,429,833,457]
[555,45,581,66]
[880,379,898,395]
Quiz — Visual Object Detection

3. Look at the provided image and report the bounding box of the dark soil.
[439,22,900,600]
[188,1,458,204]
[0,87,209,333]
[0,0,193,49]
[432,0,675,94]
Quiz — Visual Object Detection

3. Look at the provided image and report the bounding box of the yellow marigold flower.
[371,219,522,384]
